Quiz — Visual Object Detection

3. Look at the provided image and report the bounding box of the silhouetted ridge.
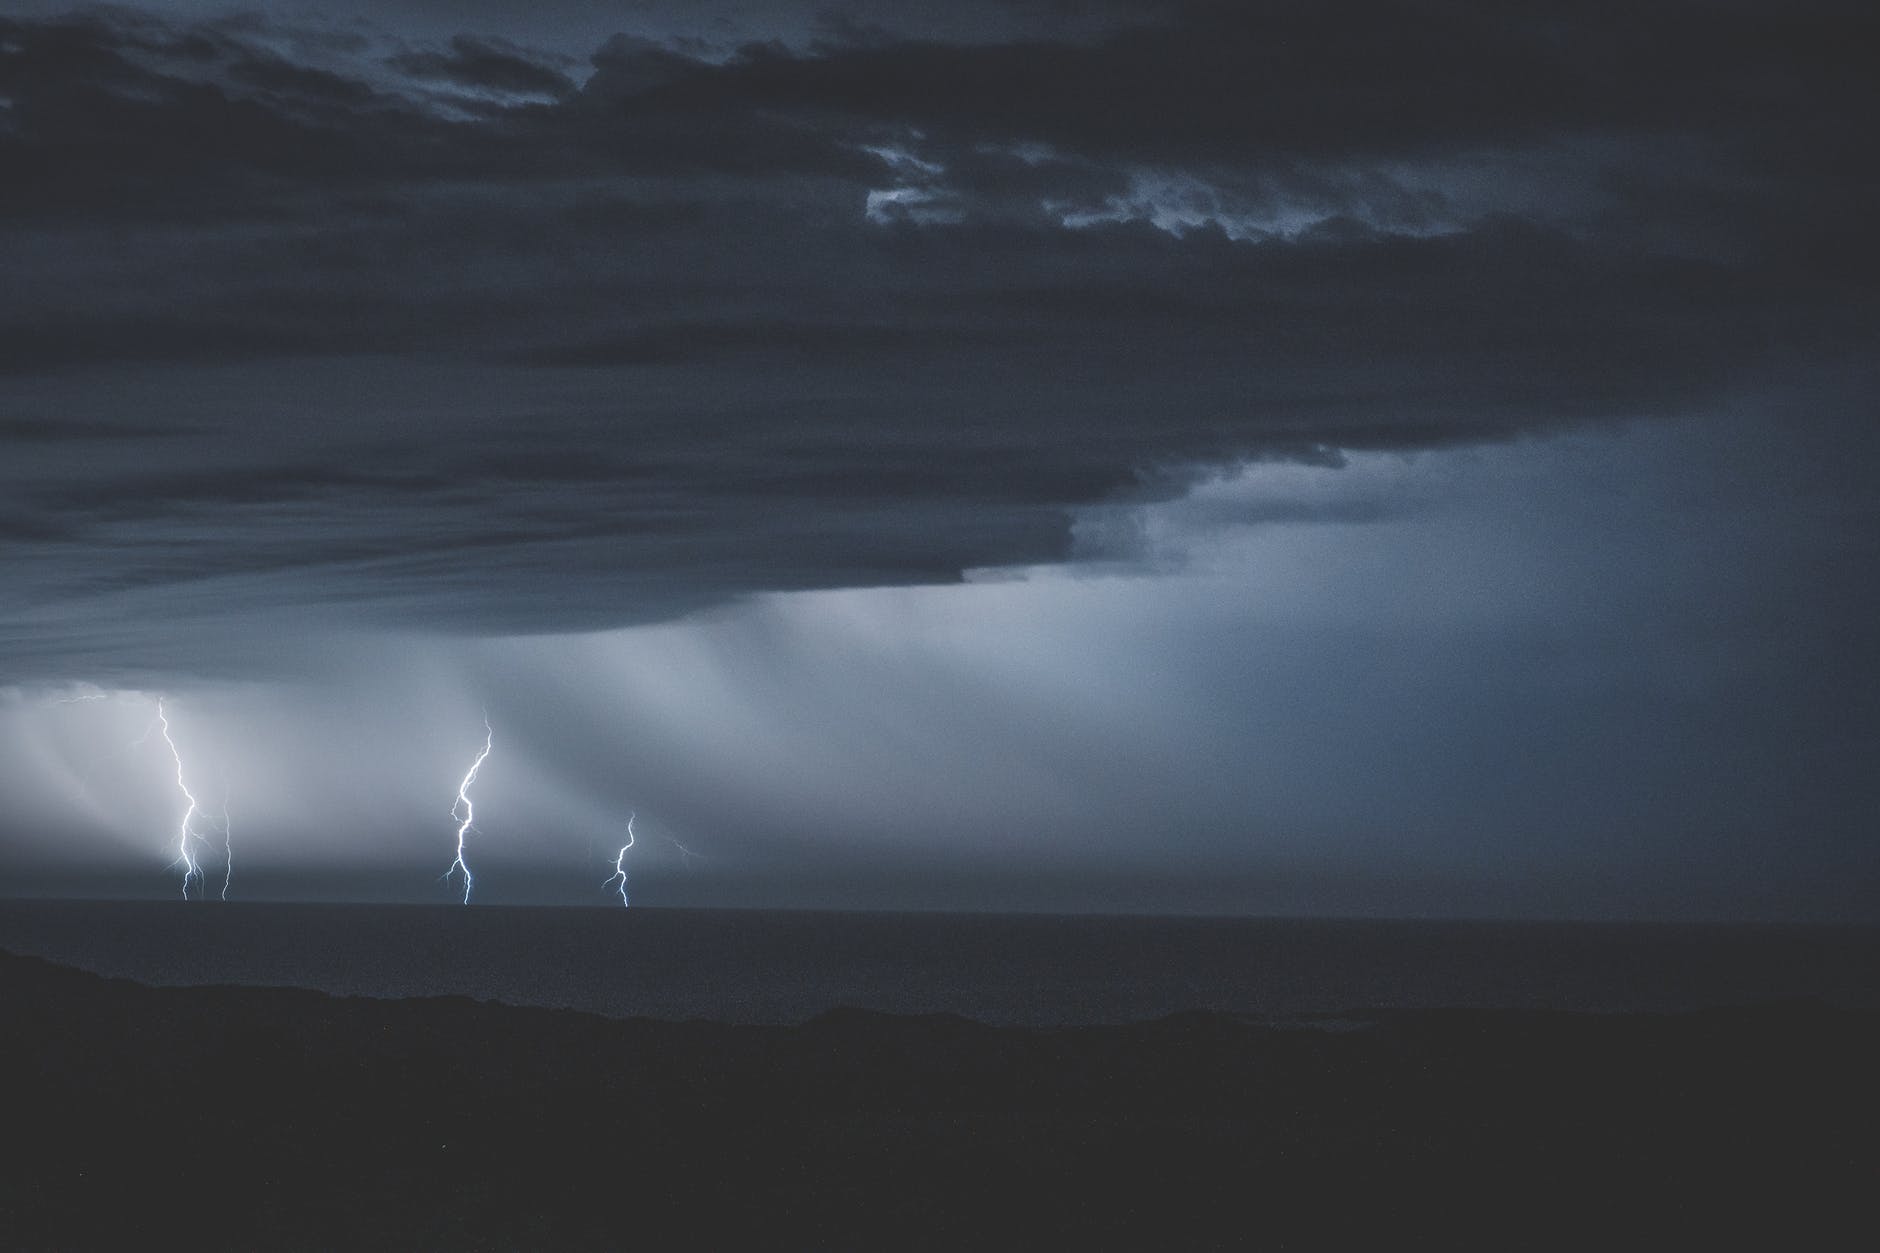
[3,947,1875,1248]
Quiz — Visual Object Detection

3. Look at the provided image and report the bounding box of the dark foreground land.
[2,950,1874,1250]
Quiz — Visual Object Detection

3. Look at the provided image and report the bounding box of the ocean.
[0,900,1873,1026]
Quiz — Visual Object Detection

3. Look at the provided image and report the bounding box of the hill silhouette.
[2,949,1873,1249]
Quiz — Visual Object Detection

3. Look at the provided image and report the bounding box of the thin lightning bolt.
[604,812,636,907]
[663,834,703,869]
[217,787,234,902]
[443,716,493,904]
[154,698,208,900]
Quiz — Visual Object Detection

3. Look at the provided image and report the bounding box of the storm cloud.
[0,2,1873,916]
[1,0,1872,671]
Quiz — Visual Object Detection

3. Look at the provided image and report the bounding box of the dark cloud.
[385,35,576,98]
[0,1,1874,681]
[0,416,175,441]
[511,317,1013,366]
[224,48,383,105]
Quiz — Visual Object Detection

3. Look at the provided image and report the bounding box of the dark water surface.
[0,900,1873,1025]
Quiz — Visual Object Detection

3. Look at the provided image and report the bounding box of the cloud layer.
[2,1,1874,681]
[0,3,1873,918]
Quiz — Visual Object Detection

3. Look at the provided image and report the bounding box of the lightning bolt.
[662,834,703,868]
[153,698,210,900]
[217,787,234,902]
[604,811,635,907]
[443,716,493,904]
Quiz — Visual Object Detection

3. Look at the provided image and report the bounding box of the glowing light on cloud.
[443,715,493,904]
[864,186,962,225]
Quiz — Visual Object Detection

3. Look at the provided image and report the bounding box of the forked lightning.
[443,716,493,904]
[604,811,636,907]
[153,698,214,899]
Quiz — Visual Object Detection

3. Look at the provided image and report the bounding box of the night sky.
[0,1,1873,918]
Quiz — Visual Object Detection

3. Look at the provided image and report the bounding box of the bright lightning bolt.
[604,811,636,907]
[153,698,210,900]
[443,716,493,904]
